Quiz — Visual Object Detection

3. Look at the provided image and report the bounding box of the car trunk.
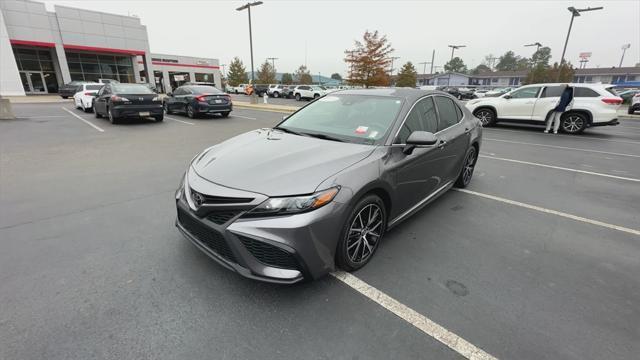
[118,94,157,105]
[197,94,230,105]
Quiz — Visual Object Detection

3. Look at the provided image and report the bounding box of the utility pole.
[619,44,631,68]
[266,57,278,71]
[430,49,435,74]
[236,1,263,103]
[558,6,603,80]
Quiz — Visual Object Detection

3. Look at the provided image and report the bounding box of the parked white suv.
[293,85,327,101]
[465,83,623,134]
[267,84,287,98]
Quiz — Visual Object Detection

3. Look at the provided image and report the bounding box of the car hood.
[191,129,375,196]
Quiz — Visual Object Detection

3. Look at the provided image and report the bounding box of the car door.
[168,88,183,111]
[388,96,444,217]
[433,96,469,181]
[531,85,563,121]
[94,85,110,114]
[499,86,541,120]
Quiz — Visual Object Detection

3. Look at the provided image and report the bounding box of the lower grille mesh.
[178,209,236,262]
[239,236,299,270]
[207,211,240,225]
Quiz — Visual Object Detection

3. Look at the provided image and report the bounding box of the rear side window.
[395,97,438,143]
[434,96,460,131]
[574,87,600,97]
[541,86,564,97]
[86,85,103,90]
[509,87,541,99]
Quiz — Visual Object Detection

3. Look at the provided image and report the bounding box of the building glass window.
[65,51,134,83]
[12,47,60,93]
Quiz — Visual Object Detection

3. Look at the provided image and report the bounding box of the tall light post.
[558,6,603,80]
[525,42,543,52]
[619,44,631,67]
[447,45,465,85]
[236,1,263,103]
[389,56,400,76]
[266,57,278,71]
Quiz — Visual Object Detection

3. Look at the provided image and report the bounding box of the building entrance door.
[19,71,48,93]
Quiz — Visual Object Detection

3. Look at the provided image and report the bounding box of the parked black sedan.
[93,83,163,124]
[164,85,232,118]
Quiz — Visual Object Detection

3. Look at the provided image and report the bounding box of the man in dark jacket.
[545,84,574,134]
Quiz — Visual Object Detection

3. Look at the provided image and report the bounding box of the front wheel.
[313,93,320,99]
[186,104,196,118]
[455,146,478,188]
[273,92,280,98]
[560,113,587,134]
[336,195,387,272]
[295,93,301,101]
[473,108,496,127]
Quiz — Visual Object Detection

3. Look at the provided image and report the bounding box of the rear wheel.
[186,104,196,118]
[628,106,635,115]
[273,92,280,98]
[473,108,496,126]
[313,93,320,99]
[455,146,478,188]
[336,195,386,271]
[164,102,173,114]
[154,114,164,122]
[295,93,301,101]
[560,112,587,134]
[108,107,119,124]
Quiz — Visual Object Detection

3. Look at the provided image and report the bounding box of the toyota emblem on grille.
[138,97,144,101]
[192,191,205,207]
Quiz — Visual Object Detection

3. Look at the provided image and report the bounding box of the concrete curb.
[5,96,71,104]
[233,101,299,113]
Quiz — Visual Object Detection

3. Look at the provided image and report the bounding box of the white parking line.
[61,107,104,132]
[24,115,67,119]
[165,116,194,125]
[231,114,257,120]
[484,128,640,146]
[453,188,640,237]
[479,155,640,182]
[331,271,497,360]
[484,138,640,159]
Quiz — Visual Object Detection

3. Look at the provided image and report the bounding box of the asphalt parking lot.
[1,101,639,360]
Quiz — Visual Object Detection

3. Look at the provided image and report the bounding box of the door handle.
[437,139,447,149]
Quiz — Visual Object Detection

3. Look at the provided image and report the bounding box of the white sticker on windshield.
[319,96,339,102]
[369,131,379,138]
[395,100,401,104]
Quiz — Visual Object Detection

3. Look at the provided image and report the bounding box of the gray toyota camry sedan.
[175,88,482,283]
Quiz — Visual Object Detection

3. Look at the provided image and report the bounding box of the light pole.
[619,44,631,68]
[389,56,400,76]
[418,61,432,85]
[447,45,465,85]
[558,6,603,80]
[525,42,543,52]
[236,1,263,103]
[266,57,278,71]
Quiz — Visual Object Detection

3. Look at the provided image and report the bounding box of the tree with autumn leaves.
[344,30,394,87]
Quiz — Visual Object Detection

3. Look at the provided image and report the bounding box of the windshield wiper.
[300,132,346,142]
[273,126,302,136]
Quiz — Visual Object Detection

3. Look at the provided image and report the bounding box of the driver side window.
[395,97,438,144]
[509,87,541,99]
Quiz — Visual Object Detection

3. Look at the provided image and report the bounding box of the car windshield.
[86,85,103,90]
[277,94,403,144]
[189,86,222,94]
[111,84,155,94]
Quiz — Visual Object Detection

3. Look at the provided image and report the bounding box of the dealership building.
[0,0,221,96]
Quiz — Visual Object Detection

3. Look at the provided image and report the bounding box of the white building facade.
[0,0,220,96]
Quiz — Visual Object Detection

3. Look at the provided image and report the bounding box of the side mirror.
[403,131,438,154]
[503,94,512,99]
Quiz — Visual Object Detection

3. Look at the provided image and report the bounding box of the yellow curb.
[233,101,299,114]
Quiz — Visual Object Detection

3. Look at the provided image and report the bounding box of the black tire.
[295,93,301,101]
[473,108,496,127]
[164,102,173,115]
[186,104,196,118]
[560,112,587,134]
[313,93,320,99]
[61,96,68,99]
[84,106,92,113]
[336,194,387,272]
[455,146,478,188]
[221,111,230,118]
[94,106,102,118]
[273,92,280,98]
[108,107,119,124]
[629,106,635,115]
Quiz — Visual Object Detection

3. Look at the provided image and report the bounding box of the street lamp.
[525,42,543,52]
[266,57,278,71]
[447,45,465,85]
[389,56,400,76]
[236,1,263,103]
[558,6,603,80]
[619,44,631,68]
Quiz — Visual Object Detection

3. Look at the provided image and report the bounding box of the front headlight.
[244,187,340,217]
[175,171,186,200]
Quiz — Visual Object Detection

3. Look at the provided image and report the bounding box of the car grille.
[191,190,253,204]
[177,208,236,262]
[238,236,299,270]
[207,211,241,225]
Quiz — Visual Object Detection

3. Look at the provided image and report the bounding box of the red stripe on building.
[10,39,56,48]
[151,61,220,69]
[63,44,145,56]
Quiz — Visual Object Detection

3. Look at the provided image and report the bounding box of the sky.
[40,0,639,76]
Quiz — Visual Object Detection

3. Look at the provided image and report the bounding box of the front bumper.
[111,104,163,118]
[175,170,346,283]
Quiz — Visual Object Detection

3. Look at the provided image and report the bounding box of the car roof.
[519,83,612,89]
[336,88,440,102]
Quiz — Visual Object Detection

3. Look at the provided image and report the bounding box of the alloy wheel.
[462,148,477,185]
[475,110,493,126]
[187,105,194,118]
[346,204,383,264]
[562,115,584,133]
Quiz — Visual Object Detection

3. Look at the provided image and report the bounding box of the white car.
[629,92,640,114]
[73,83,104,112]
[267,84,287,98]
[229,84,247,94]
[465,83,623,134]
[473,89,489,98]
[293,85,327,100]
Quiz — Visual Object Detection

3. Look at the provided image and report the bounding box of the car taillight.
[601,98,623,105]
[195,95,207,102]
[111,95,129,102]
[225,95,231,103]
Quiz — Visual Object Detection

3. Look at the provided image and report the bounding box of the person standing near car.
[545,84,574,134]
